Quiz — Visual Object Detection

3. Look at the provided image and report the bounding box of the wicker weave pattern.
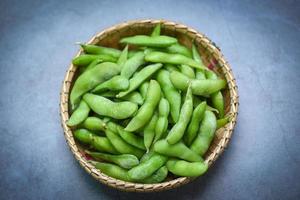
[60,19,239,192]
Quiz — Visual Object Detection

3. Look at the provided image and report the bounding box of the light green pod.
[106,125,144,158]
[166,43,192,58]
[156,69,181,122]
[120,91,144,105]
[67,100,90,126]
[116,126,146,150]
[128,50,142,58]
[217,116,230,129]
[170,71,227,96]
[117,63,163,98]
[82,116,107,131]
[144,112,159,152]
[86,151,139,169]
[164,64,179,72]
[166,159,208,177]
[151,24,161,37]
[140,150,155,163]
[179,64,195,78]
[120,35,177,47]
[145,52,206,70]
[80,44,121,58]
[141,166,168,183]
[190,110,217,156]
[166,85,193,144]
[117,45,128,67]
[83,93,138,119]
[121,52,145,79]
[70,62,120,109]
[92,76,129,93]
[84,58,102,72]
[139,81,149,99]
[92,162,132,182]
[128,153,167,181]
[72,54,116,66]
[192,44,207,80]
[125,80,161,132]
[154,98,170,142]
[154,140,202,162]
[184,102,207,146]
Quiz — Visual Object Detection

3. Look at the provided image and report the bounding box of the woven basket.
[60,19,239,192]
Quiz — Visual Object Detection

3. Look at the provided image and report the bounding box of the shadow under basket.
[60,19,239,192]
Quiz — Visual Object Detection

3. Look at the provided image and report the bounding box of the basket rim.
[59,19,239,192]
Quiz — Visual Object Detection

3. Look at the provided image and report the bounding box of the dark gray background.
[0,0,299,199]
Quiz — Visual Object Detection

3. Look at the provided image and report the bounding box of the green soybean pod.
[92,76,129,93]
[184,101,207,146]
[92,162,132,182]
[82,116,107,131]
[128,50,141,58]
[166,85,193,144]
[192,44,207,80]
[121,52,145,79]
[116,126,146,150]
[190,110,217,156]
[166,43,192,58]
[151,24,161,37]
[154,139,202,162]
[217,116,230,129]
[120,35,177,47]
[74,129,94,144]
[206,70,225,118]
[67,100,90,126]
[84,58,102,72]
[86,151,139,169]
[179,64,195,78]
[98,91,117,98]
[166,159,208,177]
[70,62,120,109]
[105,127,144,158]
[128,153,167,181]
[170,71,227,96]
[117,63,163,98]
[72,54,116,66]
[141,166,168,183]
[164,64,179,72]
[156,69,181,122]
[120,91,144,105]
[117,45,128,67]
[145,51,206,70]
[83,93,138,119]
[125,80,161,132]
[140,150,155,163]
[80,44,121,58]
[154,98,170,142]
[144,112,159,152]
[139,81,149,99]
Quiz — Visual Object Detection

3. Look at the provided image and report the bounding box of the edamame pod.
[128,153,167,181]
[154,98,170,142]
[141,166,168,183]
[84,58,102,72]
[166,85,193,144]
[67,100,90,126]
[72,54,116,66]
[120,91,144,105]
[86,151,139,169]
[82,116,107,131]
[117,63,163,98]
[217,116,230,129]
[145,52,206,70]
[190,110,217,156]
[106,125,144,158]
[120,35,177,47]
[154,140,203,162]
[170,71,226,96]
[164,64,179,72]
[139,81,149,99]
[83,93,138,119]
[166,43,192,58]
[70,62,120,109]
[92,162,132,182]
[125,80,161,132]
[206,70,225,118]
[80,44,121,58]
[144,112,158,152]
[121,52,145,78]
[166,159,208,177]
[184,102,207,145]
[179,64,195,78]
[92,76,129,93]
[117,45,128,67]
[192,44,207,80]
[156,69,181,122]
[116,126,146,150]
[151,24,161,37]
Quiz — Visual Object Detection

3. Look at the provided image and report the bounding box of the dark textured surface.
[0,0,299,199]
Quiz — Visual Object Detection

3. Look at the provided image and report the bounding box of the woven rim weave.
[60,19,239,192]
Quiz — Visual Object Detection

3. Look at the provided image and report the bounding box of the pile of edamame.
[68,24,229,183]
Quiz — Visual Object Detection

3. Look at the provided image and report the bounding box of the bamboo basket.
[60,19,239,192]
